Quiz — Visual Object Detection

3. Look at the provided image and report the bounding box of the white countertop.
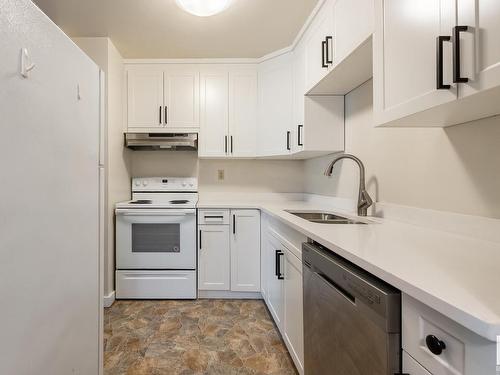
[198,199,500,342]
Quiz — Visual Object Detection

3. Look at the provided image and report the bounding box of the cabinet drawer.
[402,294,496,375]
[198,209,229,225]
[403,351,431,375]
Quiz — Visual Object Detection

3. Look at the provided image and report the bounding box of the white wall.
[73,37,132,297]
[304,80,500,219]
[131,152,304,193]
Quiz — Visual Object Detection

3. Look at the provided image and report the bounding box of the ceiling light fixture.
[176,0,232,17]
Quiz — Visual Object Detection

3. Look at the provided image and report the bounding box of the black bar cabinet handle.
[277,251,284,280]
[232,214,236,234]
[199,230,202,249]
[326,36,333,64]
[298,125,303,146]
[453,25,469,83]
[225,136,228,154]
[321,40,328,68]
[275,250,280,277]
[230,136,233,154]
[159,106,162,124]
[164,106,168,124]
[436,35,451,90]
[286,131,291,151]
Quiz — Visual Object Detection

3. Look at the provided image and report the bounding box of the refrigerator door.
[0,1,101,374]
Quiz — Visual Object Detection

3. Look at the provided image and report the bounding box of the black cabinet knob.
[426,334,446,355]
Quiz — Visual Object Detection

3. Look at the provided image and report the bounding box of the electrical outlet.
[217,169,225,181]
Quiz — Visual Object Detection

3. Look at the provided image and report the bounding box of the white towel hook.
[21,48,36,78]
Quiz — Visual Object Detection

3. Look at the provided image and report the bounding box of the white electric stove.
[115,177,198,299]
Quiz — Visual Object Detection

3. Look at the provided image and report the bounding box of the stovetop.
[115,177,199,210]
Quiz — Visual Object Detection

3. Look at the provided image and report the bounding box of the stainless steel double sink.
[286,211,369,225]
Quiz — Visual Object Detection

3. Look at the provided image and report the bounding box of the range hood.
[125,133,198,151]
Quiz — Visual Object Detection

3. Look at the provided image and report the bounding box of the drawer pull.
[426,334,446,355]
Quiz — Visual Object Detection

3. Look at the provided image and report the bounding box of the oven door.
[115,209,196,270]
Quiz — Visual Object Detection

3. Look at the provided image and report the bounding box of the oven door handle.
[115,209,195,216]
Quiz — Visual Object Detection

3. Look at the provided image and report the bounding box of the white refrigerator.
[0,1,104,374]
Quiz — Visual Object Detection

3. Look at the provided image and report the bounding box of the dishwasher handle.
[315,271,355,305]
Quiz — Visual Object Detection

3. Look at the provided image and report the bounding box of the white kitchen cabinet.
[199,67,229,157]
[228,67,258,157]
[333,0,374,65]
[373,0,458,127]
[198,225,230,291]
[283,248,304,373]
[126,65,199,132]
[198,65,258,158]
[127,69,164,130]
[265,233,285,330]
[262,216,306,375]
[374,0,500,127]
[293,20,345,158]
[258,53,294,156]
[230,210,261,292]
[305,0,335,90]
[458,0,500,99]
[163,65,199,129]
[197,209,260,294]
[402,294,497,375]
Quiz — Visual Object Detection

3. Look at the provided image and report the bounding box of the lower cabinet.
[402,294,497,375]
[262,219,305,375]
[283,247,304,372]
[197,209,260,293]
[230,209,261,292]
[198,225,230,290]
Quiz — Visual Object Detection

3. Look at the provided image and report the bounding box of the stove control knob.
[142,180,148,186]
[134,180,141,186]
[182,183,187,187]
[189,183,194,187]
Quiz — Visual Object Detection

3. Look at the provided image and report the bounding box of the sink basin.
[286,211,368,225]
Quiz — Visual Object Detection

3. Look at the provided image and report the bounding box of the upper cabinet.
[305,0,335,90]
[373,0,500,127]
[306,0,374,95]
[293,39,345,157]
[457,0,500,100]
[198,65,258,158]
[258,53,294,157]
[126,65,199,133]
[228,67,258,157]
[127,69,164,130]
[163,66,200,129]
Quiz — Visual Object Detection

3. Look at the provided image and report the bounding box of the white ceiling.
[33,0,319,59]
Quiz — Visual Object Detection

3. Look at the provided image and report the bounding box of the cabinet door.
[127,70,164,130]
[292,42,306,153]
[333,0,374,64]
[199,68,229,157]
[258,53,293,156]
[305,0,334,89]
[284,249,304,373]
[265,234,284,330]
[198,225,230,291]
[164,65,199,129]
[230,210,261,292]
[373,0,457,125]
[458,0,500,98]
[229,67,258,157]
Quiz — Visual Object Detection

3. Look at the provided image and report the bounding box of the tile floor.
[104,299,298,375]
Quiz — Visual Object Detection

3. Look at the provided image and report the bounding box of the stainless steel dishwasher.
[303,241,401,375]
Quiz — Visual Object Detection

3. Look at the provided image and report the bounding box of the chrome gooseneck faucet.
[324,154,373,216]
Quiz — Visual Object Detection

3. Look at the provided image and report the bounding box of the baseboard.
[198,290,263,299]
[103,291,115,308]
